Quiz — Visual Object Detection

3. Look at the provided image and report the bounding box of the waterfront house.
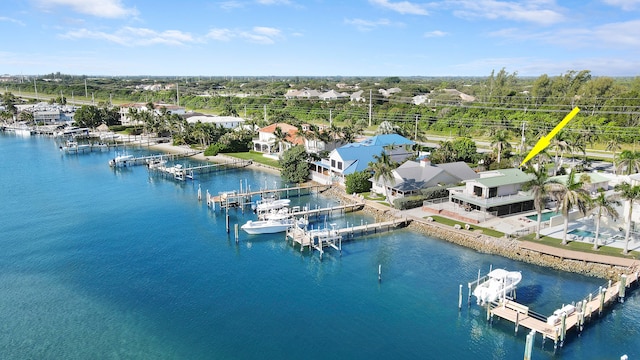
[119,102,185,126]
[184,113,245,129]
[447,168,535,216]
[311,134,415,185]
[371,157,478,200]
[252,123,301,154]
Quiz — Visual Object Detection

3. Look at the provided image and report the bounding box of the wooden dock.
[484,271,639,348]
[110,151,201,167]
[152,159,251,181]
[286,218,411,259]
[259,202,365,220]
[208,184,332,210]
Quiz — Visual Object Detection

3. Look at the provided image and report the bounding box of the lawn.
[426,215,505,238]
[519,233,640,259]
[224,151,281,168]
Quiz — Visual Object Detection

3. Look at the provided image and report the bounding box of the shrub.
[345,171,372,194]
[420,186,449,199]
[393,195,426,210]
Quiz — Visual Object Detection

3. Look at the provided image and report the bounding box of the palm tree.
[272,125,289,154]
[521,166,561,239]
[490,129,511,164]
[614,182,640,255]
[615,150,640,175]
[590,188,620,250]
[550,130,571,176]
[606,134,622,165]
[369,151,396,208]
[554,171,591,245]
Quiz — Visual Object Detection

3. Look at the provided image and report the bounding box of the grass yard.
[224,151,281,168]
[427,215,505,238]
[519,233,640,259]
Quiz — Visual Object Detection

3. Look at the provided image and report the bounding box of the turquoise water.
[1,133,639,359]
[527,211,561,222]
[569,229,597,238]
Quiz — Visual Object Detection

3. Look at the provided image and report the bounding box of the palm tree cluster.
[523,165,640,254]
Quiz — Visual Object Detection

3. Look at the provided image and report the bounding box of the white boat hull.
[473,269,522,305]
[241,218,307,234]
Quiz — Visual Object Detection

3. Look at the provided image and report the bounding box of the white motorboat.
[241,217,308,235]
[473,269,522,305]
[109,153,134,167]
[254,198,291,213]
[146,158,167,169]
[60,140,91,153]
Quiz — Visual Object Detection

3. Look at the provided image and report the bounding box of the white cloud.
[0,16,26,26]
[60,27,197,46]
[424,30,447,38]
[219,1,244,10]
[489,20,640,49]
[256,0,291,4]
[602,0,640,11]
[369,0,428,15]
[449,0,565,25]
[344,18,394,31]
[34,0,138,18]
[206,26,283,44]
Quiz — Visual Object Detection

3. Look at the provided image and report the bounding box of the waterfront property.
[447,168,535,217]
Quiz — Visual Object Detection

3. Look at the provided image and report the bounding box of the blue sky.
[1,0,639,77]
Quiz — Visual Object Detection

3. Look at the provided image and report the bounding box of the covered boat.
[473,269,522,305]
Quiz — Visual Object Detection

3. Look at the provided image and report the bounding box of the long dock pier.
[109,151,201,167]
[475,271,639,350]
[208,184,332,210]
[259,202,365,220]
[286,217,411,259]
[151,159,251,181]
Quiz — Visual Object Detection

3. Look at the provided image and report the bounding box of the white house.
[252,123,302,154]
[184,114,245,129]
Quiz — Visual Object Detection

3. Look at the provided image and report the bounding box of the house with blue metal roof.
[309,134,415,185]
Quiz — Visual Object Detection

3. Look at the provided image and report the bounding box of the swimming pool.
[526,211,560,222]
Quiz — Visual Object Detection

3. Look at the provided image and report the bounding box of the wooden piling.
[619,274,627,302]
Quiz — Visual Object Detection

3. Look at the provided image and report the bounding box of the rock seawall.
[324,186,631,280]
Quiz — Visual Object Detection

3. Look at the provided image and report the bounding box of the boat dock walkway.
[480,271,639,349]
[260,202,365,220]
[153,159,252,181]
[208,184,331,210]
[286,217,411,259]
[110,151,202,167]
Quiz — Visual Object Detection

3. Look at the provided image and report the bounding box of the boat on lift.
[109,153,134,167]
[241,217,308,235]
[473,269,522,305]
[254,198,291,213]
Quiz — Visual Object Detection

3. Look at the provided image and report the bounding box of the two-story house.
[252,123,301,154]
[311,134,415,185]
[447,168,535,216]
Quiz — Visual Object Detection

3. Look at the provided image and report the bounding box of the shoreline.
[148,141,638,280]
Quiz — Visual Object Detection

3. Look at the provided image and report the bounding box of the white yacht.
[241,217,308,235]
[473,269,522,305]
[254,198,291,213]
[109,153,134,167]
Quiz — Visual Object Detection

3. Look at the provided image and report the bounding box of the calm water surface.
[0,133,638,359]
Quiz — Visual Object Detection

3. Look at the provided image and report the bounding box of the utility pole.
[521,121,526,155]
[414,114,419,140]
[329,108,332,128]
[368,89,372,127]
[84,78,88,98]
[34,78,38,101]
[263,104,267,123]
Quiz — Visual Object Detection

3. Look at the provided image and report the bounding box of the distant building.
[184,113,245,129]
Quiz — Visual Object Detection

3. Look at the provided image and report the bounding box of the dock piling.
[458,284,463,311]
[524,330,535,360]
[619,274,627,302]
[378,264,382,282]
[234,224,239,243]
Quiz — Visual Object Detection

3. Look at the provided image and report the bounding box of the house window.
[331,159,335,168]
[473,186,482,197]
[488,187,497,198]
[337,161,342,170]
